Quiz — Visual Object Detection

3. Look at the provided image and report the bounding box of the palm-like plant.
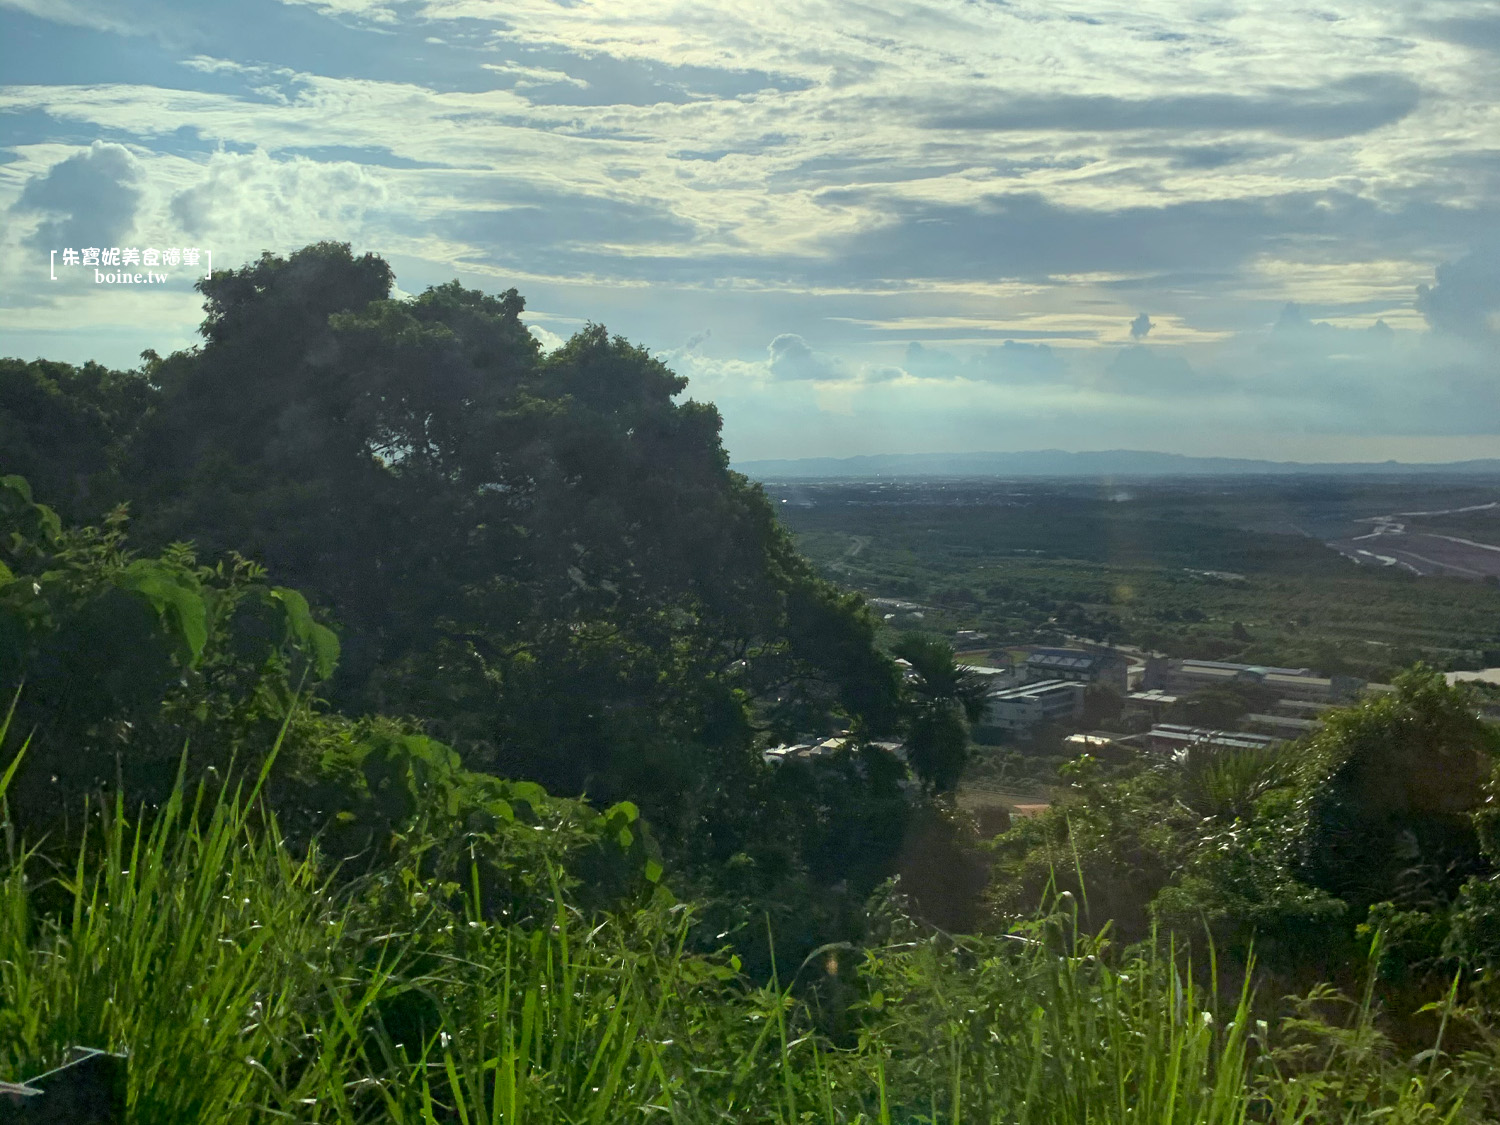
[892,634,988,792]
[1180,741,1291,820]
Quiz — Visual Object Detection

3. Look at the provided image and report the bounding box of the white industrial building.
[984,679,1085,733]
[1142,657,1367,703]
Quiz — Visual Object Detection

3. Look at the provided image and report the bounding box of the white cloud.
[0,0,142,35]
[480,63,590,90]
[272,0,408,24]
[1416,238,1500,337]
[767,332,845,381]
[10,140,143,251]
[526,323,565,351]
[168,148,389,249]
[5,0,1500,460]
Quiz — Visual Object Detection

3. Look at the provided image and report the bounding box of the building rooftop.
[1245,713,1320,732]
[1147,724,1280,751]
[1179,659,1314,677]
[1273,699,1335,715]
[1128,689,1180,704]
[1064,732,1117,748]
[1028,648,1120,669]
[989,678,1084,701]
[958,663,1013,677]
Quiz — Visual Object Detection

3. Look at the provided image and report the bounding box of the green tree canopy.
[1,242,903,855]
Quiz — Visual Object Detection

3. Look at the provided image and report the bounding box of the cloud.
[168,148,389,246]
[480,62,590,91]
[527,323,565,351]
[1420,16,1500,54]
[11,141,143,251]
[901,339,1066,384]
[0,0,143,35]
[3,0,1499,463]
[1103,345,1201,393]
[923,75,1422,140]
[1271,301,1336,336]
[820,189,1500,287]
[975,340,1065,382]
[1415,241,1500,337]
[443,187,698,261]
[272,0,409,25]
[767,333,845,381]
[900,341,957,380]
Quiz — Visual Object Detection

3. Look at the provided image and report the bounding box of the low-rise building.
[1145,723,1281,755]
[764,736,910,767]
[959,663,1017,686]
[1242,712,1321,738]
[1064,732,1115,751]
[1064,730,1144,759]
[1023,647,1130,692]
[1143,657,1366,703]
[762,742,815,765]
[985,679,1086,733]
[763,736,850,765]
[1266,698,1335,719]
[1125,689,1180,720]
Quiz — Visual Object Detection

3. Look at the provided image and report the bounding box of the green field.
[770,478,1500,680]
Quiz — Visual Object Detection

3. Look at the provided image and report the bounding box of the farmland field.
[765,476,1500,680]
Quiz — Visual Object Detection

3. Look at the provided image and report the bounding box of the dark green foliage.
[989,758,1183,943]
[1080,682,1126,728]
[0,359,150,524]
[0,246,912,954]
[0,472,660,924]
[7,743,1493,1123]
[1298,669,1498,913]
[36,246,902,830]
[891,632,986,792]
[992,669,1500,1010]
[0,475,338,821]
[0,247,949,991]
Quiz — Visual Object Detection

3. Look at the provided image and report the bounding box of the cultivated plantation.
[772,479,1500,681]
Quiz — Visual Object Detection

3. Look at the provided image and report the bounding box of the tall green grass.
[1,705,1492,1122]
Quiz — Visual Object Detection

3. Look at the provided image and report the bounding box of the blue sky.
[2,0,1498,462]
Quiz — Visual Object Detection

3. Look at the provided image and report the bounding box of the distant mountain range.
[732,450,1500,479]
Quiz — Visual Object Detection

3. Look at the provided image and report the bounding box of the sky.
[2,0,1499,463]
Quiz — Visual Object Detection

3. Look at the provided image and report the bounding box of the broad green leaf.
[119,560,209,665]
[270,586,340,679]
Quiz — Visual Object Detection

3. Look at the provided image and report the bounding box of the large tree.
[0,357,150,523]
[4,243,901,840]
